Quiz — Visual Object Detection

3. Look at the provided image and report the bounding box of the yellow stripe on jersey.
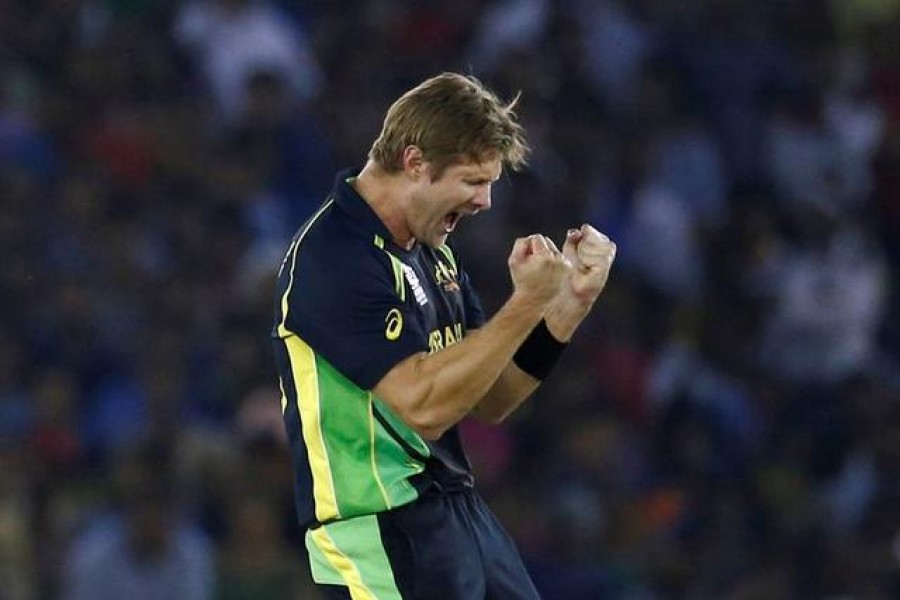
[368,393,392,510]
[384,252,406,302]
[277,198,334,338]
[436,244,457,273]
[309,527,377,600]
[285,336,340,522]
[372,234,407,302]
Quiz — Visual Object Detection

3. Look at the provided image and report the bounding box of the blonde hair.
[369,72,529,178]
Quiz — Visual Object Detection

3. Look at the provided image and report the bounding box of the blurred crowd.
[2,0,900,598]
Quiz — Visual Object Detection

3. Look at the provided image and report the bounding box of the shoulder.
[277,216,399,319]
[281,202,392,282]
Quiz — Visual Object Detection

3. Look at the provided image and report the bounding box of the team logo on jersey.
[385,308,403,340]
[434,260,460,293]
[401,264,429,306]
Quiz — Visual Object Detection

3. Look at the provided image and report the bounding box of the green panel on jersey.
[316,356,425,516]
[306,515,403,599]
[371,396,432,459]
[366,393,428,508]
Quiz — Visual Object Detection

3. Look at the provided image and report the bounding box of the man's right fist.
[508,234,573,306]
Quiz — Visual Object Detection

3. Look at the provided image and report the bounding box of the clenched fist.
[508,234,573,307]
[560,224,616,303]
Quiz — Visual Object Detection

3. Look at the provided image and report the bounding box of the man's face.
[408,156,502,248]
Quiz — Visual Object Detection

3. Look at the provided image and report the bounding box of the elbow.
[388,379,461,440]
[414,424,448,442]
[393,391,459,441]
[375,373,464,441]
[403,407,454,441]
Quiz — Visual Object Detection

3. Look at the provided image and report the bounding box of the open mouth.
[443,211,461,233]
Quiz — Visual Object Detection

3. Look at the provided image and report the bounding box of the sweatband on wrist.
[513,319,567,380]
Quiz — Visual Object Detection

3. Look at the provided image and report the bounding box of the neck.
[353,161,415,250]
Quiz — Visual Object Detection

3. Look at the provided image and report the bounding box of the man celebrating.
[272,72,615,599]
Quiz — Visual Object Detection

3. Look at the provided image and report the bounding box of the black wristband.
[513,319,567,380]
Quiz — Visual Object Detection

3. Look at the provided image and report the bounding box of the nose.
[471,185,492,213]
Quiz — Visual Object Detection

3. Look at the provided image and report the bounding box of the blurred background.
[2,0,900,598]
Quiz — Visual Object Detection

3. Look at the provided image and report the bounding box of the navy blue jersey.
[272,168,486,529]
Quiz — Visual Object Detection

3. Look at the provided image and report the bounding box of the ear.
[401,145,427,179]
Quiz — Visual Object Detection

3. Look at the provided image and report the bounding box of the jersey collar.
[333,167,394,238]
[332,166,419,255]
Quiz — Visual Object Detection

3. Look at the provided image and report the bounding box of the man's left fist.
[561,224,616,302]
[574,225,615,270]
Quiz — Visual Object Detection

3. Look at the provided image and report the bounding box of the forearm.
[472,225,615,425]
[544,290,594,342]
[374,291,546,439]
[546,223,614,342]
[473,299,583,423]
[471,362,539,423]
